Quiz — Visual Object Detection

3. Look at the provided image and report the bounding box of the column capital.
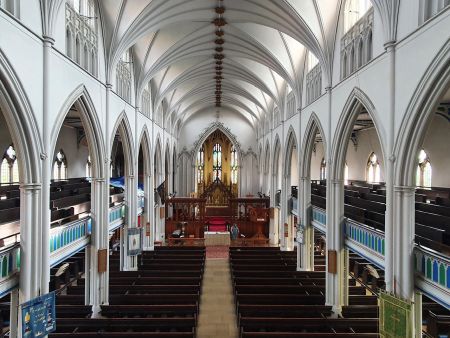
[105,83,113,90]
[91,177,106,183]
[20,183,42,191]
[325,86,332,93]
[383,40,396,51]
[331,179,344,185]
[42,36,55,46]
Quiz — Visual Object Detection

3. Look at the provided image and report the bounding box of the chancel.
[0,0,449,337]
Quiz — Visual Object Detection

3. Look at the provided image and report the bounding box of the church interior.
[0,0,449,337]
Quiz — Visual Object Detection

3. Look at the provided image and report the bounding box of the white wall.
[421,114,450,187]
[53,125,89,178]
[311,141,324,180]
[345,127,384,182]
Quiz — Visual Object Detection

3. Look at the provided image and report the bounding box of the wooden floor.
[197,258,239,338]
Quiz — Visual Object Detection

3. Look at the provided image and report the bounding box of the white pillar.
[393,185,415,300]
[384,41,396,294]
[40,36,54,296]
[299,176,313,271]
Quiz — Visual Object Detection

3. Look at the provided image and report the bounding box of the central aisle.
[197,250,239,338]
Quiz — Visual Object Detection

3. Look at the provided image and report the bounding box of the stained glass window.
[213,143,222,181]
[367,152,380,183]
[1,145,19,184]
[416,149,432,188]
[197,146,204,184]
[231,145,238,184]
[53,149,68,180]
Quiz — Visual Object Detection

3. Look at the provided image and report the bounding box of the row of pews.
[230,247,379,337]
[50,246,205,337]
[0,177,124,228]
[311,180,450,252]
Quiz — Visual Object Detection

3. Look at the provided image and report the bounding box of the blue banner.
[21,291,56,337]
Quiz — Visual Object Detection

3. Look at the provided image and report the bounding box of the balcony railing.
[50,217,91,267]
[0,242,20,297]
[311,206,326,234]
[109,203,125,232]
[344,218,385,268]
[414,245,450,308]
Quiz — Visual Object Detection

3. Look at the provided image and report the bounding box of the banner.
[379,291,412,338]
[127,227,143,256]
[21,292,56,337]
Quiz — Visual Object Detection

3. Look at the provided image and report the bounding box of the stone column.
[40,36,55,295]
[19,183,41,300]
[88,177,109,313]
[393,185,415,300]
[326,179,348,313]
[298,176,313,271]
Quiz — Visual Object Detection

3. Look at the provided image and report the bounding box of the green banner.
[379,291,412,338]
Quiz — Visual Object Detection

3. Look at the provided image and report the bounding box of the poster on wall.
[21,291,56,337]
[127,227,143,256]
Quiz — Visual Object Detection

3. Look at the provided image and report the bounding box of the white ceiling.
[97,0,346,131]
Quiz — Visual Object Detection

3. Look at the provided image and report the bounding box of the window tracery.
[0,145,19,184]
[197,146,204,184]
[53,150,68,180]
[341,0,373,79]
[213,143,222,181]
[416,149,432,188]
[231,145,238,184]
[366,152,380,183]
[66,0,97,76]
[116,49,133,103]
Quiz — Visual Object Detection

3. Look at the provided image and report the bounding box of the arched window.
[344,163,349,185]
[53,150,67,180]
[344,0,372,33]
[366,152,380,183]
[0,145,19,184]
[231,145,238,184]
[66,0,98,75]
[116,49,133,103]
[416,149,432,188]
[320,158,326,180]
[86,155,92,178]
[213,143,222,181]
[197,146,204,184]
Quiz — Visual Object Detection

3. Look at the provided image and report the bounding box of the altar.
[204,231,231,246]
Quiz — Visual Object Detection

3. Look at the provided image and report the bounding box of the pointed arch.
[138,125,152,178]
[284,126,299,177]
[264,140,271,175]
[300,112,327,178]
[154,134,163,184]
[395,41,450,186]
[272,134,282,176]
[110,111,135,177]
[51,85,105,179]
[192,122,243,164]
[331,87,387,181]
[0,49,42,184]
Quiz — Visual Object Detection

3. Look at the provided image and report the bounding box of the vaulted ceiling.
[88,0,397,132]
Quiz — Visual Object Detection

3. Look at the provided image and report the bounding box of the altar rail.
[414,245,450,308]
[344,219,385,268]
[0,242,20,297]
[311,206,326,234]
[168,237,205,247]
[50,217,91,267]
